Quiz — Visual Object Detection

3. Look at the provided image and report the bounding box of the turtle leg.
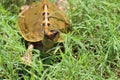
[21,44,34,64]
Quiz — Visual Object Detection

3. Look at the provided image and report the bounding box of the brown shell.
[18,2,70,42]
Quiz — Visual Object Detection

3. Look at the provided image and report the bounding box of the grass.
[0,0,120,79]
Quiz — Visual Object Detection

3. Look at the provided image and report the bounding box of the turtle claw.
[21,52,32,64]
[21,44,33,64]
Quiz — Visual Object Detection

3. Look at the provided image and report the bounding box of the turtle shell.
[18,1,70,42]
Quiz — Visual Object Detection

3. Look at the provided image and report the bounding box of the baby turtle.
[18,0,70,64]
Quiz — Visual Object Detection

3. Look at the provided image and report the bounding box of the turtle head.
[42,30,60,50]
[44,30,60,42]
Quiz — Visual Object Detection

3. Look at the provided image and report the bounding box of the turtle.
[18,0,70,64]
